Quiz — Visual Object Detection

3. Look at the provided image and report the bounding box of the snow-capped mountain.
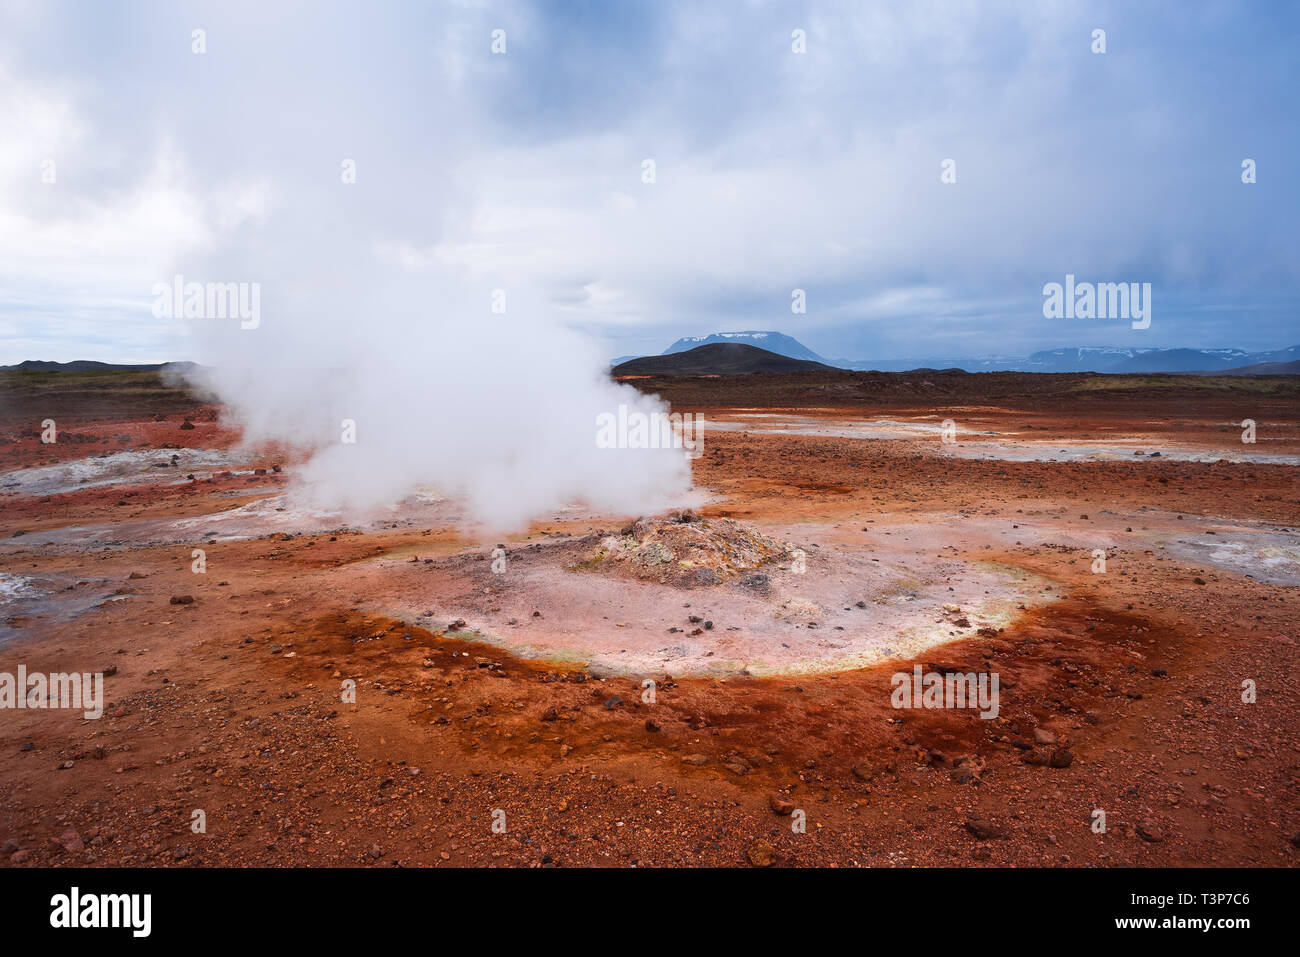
[662,332,829,364]
[835,345,1299,374]
[624,335,1299,374]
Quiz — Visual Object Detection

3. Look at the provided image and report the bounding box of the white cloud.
[1,0,1296,365]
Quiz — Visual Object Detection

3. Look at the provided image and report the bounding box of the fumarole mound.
[575,513,792,588]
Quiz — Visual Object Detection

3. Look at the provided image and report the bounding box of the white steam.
[119,4,701,529]
[183,283,692,530]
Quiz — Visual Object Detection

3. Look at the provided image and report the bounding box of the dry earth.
[1,369,1297,867]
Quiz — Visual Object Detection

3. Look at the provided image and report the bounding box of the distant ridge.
[613,342,835,376]
[832,344,1300,374]
[1105,349,1247,374]
[0,359,198,372]
[662,331,830,364]
[1201,359,1300,376]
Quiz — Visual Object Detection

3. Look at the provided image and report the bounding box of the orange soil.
[0,396,1297,867]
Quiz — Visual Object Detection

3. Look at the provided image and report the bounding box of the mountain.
[662,331,829,364]
[1106,348,1248,373]
[833,356,1017,372]
[1230,344,1300,367]
[832,350,1124,372]
[1021,347,1153,372]
[0,359,199,373]
[613,342,836,376]
[833,344,1300,374]
[1210,359,1300,376]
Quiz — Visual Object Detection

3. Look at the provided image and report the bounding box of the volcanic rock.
[576,517,789,588]
[964,817,1005,840]
[747,841,777,867]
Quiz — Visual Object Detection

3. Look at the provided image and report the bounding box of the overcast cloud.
[0,0,1296,364]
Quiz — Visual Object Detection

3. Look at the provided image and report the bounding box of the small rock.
[1136,819,1165,843]
[964,817,1005,840]
[747,841,777,867]
[59,828,84,853]
[925,749,949,768]
[769,794,795,816]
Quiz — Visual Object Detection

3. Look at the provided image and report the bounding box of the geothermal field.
[1,366,1296,868]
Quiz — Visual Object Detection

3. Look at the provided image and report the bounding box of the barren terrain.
[1,369,1297,867]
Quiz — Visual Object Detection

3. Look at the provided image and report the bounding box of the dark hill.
[1212,359,1300,376]
[612,342,835,376]
[0,359,198,373]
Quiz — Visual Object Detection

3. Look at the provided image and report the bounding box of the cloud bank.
[2,1,1296,364]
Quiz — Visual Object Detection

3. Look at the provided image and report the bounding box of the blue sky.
[0,0,1296,364]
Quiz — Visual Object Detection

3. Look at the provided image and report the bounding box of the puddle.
[0,572,119,645]
[0,571,40,603]
[1165,533,1300,586]
[937,443,1300,465]
[168,493,352,541]
[702,416,990,441]
[701,415,1300,464]
[0,449,242,496]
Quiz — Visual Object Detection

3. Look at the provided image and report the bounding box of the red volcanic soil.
[0,370,1297,867]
